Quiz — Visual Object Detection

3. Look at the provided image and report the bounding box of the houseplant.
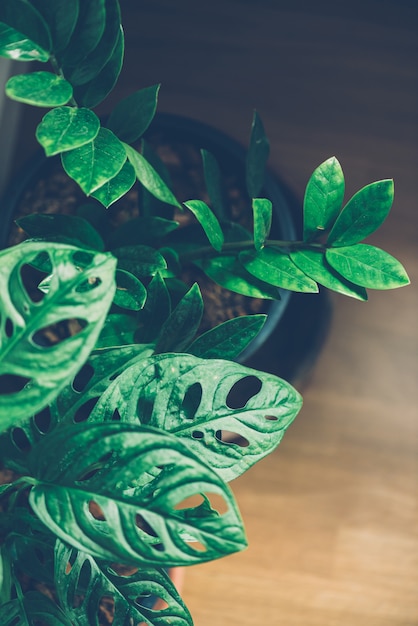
[0,1,410,625]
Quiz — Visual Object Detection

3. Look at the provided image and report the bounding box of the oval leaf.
[155,283,203,353]
[303,156,345,241]
[240,248,318,292]
[252,198,272,251]
[17,213,104,250]
[91,160,136,208]
[0,24,49,62]
[107,84,161,144]
[125,144,181,209]
[290,248,368,300]
[0,0,51,56]
[29,422,247,566]
[59,0,106,65]
[201,149,225,221]
[36,106,100,156]
[0,242,116,431]
[29,0,79,53]
[6,71,72,107]
[327,179,394,246]
[90,353,302,482]
[114,269,147,311]
[200,256,281,300]
[246,111,270,198]
[61,127,127,194]
[326,244,410,290]
[112,245,167,278]
[184,200,224,252]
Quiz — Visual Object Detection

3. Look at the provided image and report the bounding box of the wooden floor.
[117,2,418,624]
[8,1,418,624]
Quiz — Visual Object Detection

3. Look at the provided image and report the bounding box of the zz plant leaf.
[303,156,345,241]
[89,353,303,482]
[36,107,100,157]
[28,422,247,566]
[5,71,73,107]
[0,241,116,430]
[106,84,161,144]
[252,198,272,251]
[246,110,269,199]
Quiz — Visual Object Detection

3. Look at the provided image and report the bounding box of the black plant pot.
[0,112,331,382]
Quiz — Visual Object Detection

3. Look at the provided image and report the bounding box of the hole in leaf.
[112,408,121,421]
[175,492,228,516]
[72,363,95,392]
[75,560,92,603]
[65,549,78,574]
[32,318,87,346]
[181,382,202,420]
[74,397,99,422]
[5,318,14,338]
[215,430,250,447]
[0,374,31,394]
[72,250,94,268]
[76,276,102,293]
[191,430,204,440]
[137,396,154,425]
[174,494,205,510]
[151,543,165,552]
[33,407,52,434]
[135,593,168,610]
[11,427,31,453]
[135,514,159,538]
[88,500,106,521]
[189,540,207,553]
[20,263,50,302]
[77,452,113,482]
[226,375,262,409]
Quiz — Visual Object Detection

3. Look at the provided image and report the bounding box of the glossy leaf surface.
[59,0,106,65]
[107,84,161,144]
[326,244,410,289]
[0,242,116,430]
[0,591,71,626]
[0,23,49,62]
[246,111,269,198]
[61,127,126,194]
[240,248,318,292]
[184,200,224,252]
[155,284,203,353]
[125,144,181,209]
[303,156,345,241]
[114,269,147,311]
[17,213,104,250]
[90,354,302,482]
[200,256,280,299]
[36,106,100,156]
[112,245,167,278]
[55,542,192,626]
[28,0,79,53]
[290,248,368,300]
[187,314,267,359]
[6,71,72,106]
[252,198,272,250]
[0,0,51,56]
[29,422,247,566]
[327,179,394,246]
[91,160,136,207]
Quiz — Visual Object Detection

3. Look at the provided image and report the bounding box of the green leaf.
[0,23,49,62]
[114,269,147,311]
[246,111,269,198]
[72,26,124,108]
[28,422,247,566]
[252,198,272,250]
[0,591,72,625]
[59,0,106,66]
[290,248,368,300]
[107,217,179,248]
[17,213,104,250]
[240,248,318,292]
[303,156,345,241]
[0,545,12,605]
[184,200,224,252]
[95,314,140,349]
[28,0,79,53]
[187,314,267,360]
[327,179,394,246]
[61,127,127,194]
[0,242,116,430]
[201,149,225,221]
[62,0,121,86]
[36,106,100,156]
[125,144,181,209]
[112,245,167,278]
[155,283,203,353]
[135,272,171,344]
[325,244,410,290]
[107,84,161,144]
[90,353,303,482]
[6,71,72,107]
[0,0,51,57]
[91,160,136,208]
[200,256,281,300]
[55,542,192,626]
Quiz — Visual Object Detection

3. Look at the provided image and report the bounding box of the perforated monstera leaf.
[0,242,116,430]
[0,592,71,626]
[28,422,246,567]
[55,541,192,626]
[89,354,302,482]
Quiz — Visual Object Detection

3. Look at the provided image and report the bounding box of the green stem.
[179,238,325,264]
[50,55,79,107]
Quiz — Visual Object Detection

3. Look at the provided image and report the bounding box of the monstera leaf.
[28,422,246,567]
[0,592,71,626]
[89,354,302,482]
[55,541,192,626]
[0,242,116,430]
